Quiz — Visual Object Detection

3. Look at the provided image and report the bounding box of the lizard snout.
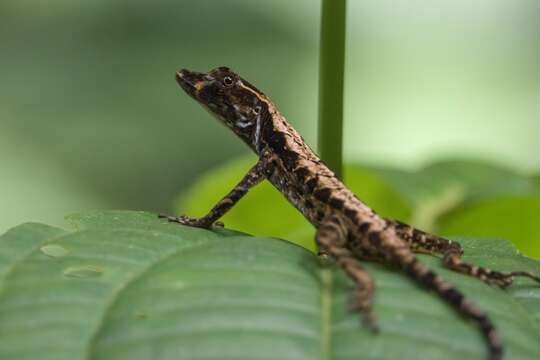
[175,69,207,95]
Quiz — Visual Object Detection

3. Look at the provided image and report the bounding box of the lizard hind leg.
[390,219,540,288]
[316,215,379,333]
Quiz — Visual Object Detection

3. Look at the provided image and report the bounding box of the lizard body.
[161,66,540,360]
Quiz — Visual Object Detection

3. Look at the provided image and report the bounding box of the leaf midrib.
[320,268,333,360]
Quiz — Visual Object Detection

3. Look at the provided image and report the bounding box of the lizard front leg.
[317,215,379,332]
[389,219,540,288]
[160,159,269,228]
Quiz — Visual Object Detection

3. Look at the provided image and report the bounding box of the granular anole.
[160,66,540,360]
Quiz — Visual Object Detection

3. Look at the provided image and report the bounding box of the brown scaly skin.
[160,66,540,360]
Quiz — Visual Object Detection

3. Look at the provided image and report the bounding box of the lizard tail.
[396,251,503,360]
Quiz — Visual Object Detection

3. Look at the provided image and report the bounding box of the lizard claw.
[348,292,379,334]
[317,252,333,267]
[485,273,514,289]
[488,271,540,289]
[158,213,197,225]
[158,213,180,222]
[508,271,540,284]
[158,213,222,229]
[214,221,225,228]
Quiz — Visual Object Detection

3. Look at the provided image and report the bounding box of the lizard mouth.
[175,69,207,96]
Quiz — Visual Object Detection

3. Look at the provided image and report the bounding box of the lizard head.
[176,66,270,152]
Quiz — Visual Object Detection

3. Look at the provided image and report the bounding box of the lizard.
[160,66,540,360]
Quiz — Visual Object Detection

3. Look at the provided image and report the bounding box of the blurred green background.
[1,0,540,242]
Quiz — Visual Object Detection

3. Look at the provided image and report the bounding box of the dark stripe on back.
[305,178,318,192]
[344,207,358,219]
[314,188,332,202]
[294,166,310,182]
[281,150,300,168]
[329,197,345,209]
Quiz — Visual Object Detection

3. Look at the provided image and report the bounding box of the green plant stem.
[318,0,346,179]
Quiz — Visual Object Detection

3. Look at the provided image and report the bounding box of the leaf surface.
[0,211,539,360]
[438,196,540,258]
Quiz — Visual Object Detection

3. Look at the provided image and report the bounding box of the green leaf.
[0,211,539,360]
[180,157,411,252]
[376,160,539,205]
[344,166,411,221]
[532,174,540,190]
[367,160,540,257]
[438,196,540,259]
[371,159,539,230]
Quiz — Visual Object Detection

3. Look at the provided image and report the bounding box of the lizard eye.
[253,106,261,115]
[223,76,234,87]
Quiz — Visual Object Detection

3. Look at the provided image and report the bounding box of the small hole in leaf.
[63,265,103,278]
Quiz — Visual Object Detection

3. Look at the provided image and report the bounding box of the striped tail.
[395,249,503,360]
